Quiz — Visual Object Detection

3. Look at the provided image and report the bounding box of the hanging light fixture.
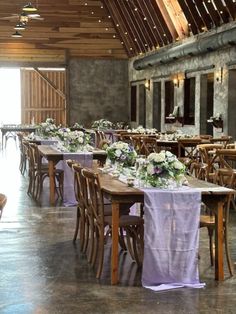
[11,31,23,38]
[14,22,26,31]
[19,12,29,24]
[22,2,37,12]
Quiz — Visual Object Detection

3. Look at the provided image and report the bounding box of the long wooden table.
[37,145,107,205]
[98,173,235,284]
[1,124,36,149]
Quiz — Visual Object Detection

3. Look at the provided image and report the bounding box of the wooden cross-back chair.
[216,149,236,170]
[190,162,234,276]
[17,132,28,175]
[177,138,202,159]
[210,136,232,147]
[27,143,64,200]
[197,144,224,182]
[139,136,158,156]
[81,168,144,279]
[0,193,7,220]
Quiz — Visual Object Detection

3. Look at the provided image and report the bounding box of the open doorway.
[0,68,21,125]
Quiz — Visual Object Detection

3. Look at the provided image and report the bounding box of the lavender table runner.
[142,186,205,291]
[57,153,93,207]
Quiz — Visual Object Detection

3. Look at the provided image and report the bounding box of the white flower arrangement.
[140,150,186,188]
[106,141,137,167]
[91,119,113,130]
[37,118,58,138]
[56,128,91,152]
[127,125,157,134]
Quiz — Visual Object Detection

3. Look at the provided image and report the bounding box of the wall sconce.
[145,79,150,90]
[216,67,223,83]
[173,77,179,87]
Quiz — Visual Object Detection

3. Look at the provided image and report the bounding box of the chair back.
[0,193,7,220]
[196,143,224,181]
[177,138,202,159]
[216,149,236,170]
[210,136,232,147]
[72,163,88,209]
[139,136,157,156]
[95,130,107,148]
[82,168,104,227]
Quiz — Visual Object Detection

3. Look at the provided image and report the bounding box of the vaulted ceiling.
[0,0,235,64]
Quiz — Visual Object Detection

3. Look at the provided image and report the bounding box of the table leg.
[48,160,56,206]
[1,131,3,150]
[202,195,225,281]
[215,200,224,280]
[111,201,119,285]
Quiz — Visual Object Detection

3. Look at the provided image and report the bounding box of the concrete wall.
[129,24,236,138]
[68,58,129,128]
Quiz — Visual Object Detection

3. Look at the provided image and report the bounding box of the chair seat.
[105,215,143,227]
[200,214,215,226]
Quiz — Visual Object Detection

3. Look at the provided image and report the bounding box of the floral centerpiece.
[36,118,58,138]
[71,122,85,131]
[56,128,91,152]
[106,141,137,167]
[91,118,113,130]
[127,125,157,134]
[141,150,186,188]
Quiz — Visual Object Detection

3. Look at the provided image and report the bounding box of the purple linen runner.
[57,153,93,206]
[141,187,205,291]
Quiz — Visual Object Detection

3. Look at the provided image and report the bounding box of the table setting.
[100,142,206,290]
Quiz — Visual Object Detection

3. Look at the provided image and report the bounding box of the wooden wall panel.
[21,68,66,126]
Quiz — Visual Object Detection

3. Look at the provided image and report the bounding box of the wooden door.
[21,68,66,125]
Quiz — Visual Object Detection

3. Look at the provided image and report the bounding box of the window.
[164,80,174,123]
[184,77,195,125]
[130,85,137,122]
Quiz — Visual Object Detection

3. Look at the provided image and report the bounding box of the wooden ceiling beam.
[184,0,205,31]
[120,0,148,53]
[213,0,230,23]
[104,1,136,56]
[226,0,236,20]
[178,0,199,34]
[133,0,162,50]
[193,0,212,30]
[150,0,173,45]
[203,1,221,27]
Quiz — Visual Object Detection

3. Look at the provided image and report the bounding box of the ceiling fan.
[0,2,43,22]
[0,12,44,22]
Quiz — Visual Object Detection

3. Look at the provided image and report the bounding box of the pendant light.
[14,22,26,31]
[22,2,37,12]
[11,31,23,38]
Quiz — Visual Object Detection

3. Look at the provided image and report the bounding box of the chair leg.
[208,227,214,266]
[96,230,105,279]
[73,206,80,243]
[224,225,234,276]
[91,228,99,267]
[118,228,127,251]
[87,217,94,264]
[83,216,89,253]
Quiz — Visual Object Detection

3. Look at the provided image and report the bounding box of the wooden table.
[1,124,37,149]
[99,173,235,284]
[37,145,107,205]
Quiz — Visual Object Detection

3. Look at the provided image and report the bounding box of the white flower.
[147,163,155,175]
[148,152,165,163]
[78,137,84,144]
[173,160,184,170]
[115,149,122,157]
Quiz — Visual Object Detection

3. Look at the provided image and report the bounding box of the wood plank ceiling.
[0,0,235,64]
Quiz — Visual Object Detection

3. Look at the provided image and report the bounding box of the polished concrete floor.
[0,141,236,313]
